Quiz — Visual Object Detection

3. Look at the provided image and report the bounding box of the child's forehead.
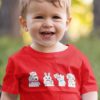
[27,0,67,8]
[27,0,67,10]
[27,1,66,14]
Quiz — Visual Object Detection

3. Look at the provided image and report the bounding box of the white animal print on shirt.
[28,71,76,88]
[66,73,76,88]
[54,73,66,86]
[43,73,54,86]
[28,72,40,87]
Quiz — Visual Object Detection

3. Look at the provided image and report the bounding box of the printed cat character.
[54,73,66,86]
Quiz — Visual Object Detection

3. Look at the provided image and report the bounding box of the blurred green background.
[0,0,100,99]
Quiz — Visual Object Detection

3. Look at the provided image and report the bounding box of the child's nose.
[42,19,53,28]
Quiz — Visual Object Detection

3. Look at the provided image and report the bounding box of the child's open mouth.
[40,32,55,40]
[40,32,55,35]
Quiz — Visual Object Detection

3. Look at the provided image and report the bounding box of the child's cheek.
[56,22,66,31]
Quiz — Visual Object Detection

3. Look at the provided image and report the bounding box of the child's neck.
[30,42,68,53]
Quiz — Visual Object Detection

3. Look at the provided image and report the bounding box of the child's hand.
[82,91,98,100]
[1,92,18,100]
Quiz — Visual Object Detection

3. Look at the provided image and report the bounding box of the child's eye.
[53,16,61,19]
[34,16,43,19]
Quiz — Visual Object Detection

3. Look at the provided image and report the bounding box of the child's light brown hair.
[19,0,71,18]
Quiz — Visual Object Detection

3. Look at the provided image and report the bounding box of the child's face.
[20,1,69,47]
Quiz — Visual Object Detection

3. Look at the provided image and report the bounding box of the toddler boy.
[1,0,98,100]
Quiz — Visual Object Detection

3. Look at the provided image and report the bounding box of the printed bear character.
[66,73,76,88]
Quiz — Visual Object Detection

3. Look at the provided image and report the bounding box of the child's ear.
[66,17,72,25]
[19,16,28,31]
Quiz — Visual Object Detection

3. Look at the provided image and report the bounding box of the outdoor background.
[0,0,100,99]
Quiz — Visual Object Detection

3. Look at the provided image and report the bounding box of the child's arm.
[82,91,98,100]
[1,92,18,100]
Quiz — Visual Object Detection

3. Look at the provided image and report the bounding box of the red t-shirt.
[2,44,98,100]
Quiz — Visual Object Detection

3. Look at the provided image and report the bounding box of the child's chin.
[39,41,56,47]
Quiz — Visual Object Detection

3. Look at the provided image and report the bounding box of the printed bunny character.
[43,73,54,86]
[54,73,66,86]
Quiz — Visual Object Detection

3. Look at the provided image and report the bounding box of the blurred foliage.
[69,0,93,40]
[21,29,32,45]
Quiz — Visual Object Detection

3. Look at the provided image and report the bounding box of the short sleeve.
[80,55,98,94]
[2,57,19,94]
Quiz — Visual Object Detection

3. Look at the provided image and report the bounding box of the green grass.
[0,37,23,83]
[0,36,100,99]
